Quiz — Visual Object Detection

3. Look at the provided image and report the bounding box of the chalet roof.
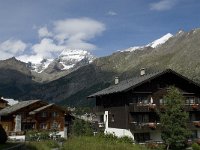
[29,104,54,115]
[0,100,40,116]
[88,69,200,98]
[29,103,66,115]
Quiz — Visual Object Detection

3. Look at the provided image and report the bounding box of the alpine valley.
[1,28,200,107]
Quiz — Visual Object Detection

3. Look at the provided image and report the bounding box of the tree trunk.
[167,144,169,150]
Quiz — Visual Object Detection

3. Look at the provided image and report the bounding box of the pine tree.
[159,86,191,150]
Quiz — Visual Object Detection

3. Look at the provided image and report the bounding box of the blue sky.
[0,0,200,62]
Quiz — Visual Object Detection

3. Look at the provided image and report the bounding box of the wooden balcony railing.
[129,103,200,112]
[129,103,157,112]
[130,122,161,132]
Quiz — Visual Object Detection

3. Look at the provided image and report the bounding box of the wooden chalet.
[0,100,69,135]
[88,69,200,143]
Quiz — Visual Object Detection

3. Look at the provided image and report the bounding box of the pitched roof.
[29,103,67,115]
[87,69,200,98]
[0,100,40,116]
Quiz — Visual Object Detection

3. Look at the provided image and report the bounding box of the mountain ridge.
[0,28,200,107]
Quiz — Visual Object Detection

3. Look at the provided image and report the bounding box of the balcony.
[129,103,157,112]
[129,103,200,112]
[130,122,161,132]
[184,104,200,111]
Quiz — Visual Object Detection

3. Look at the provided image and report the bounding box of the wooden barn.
[88,69,200,143]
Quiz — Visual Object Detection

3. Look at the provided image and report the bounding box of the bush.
[25,130,50,141]
[46,140,59,148]
[0,124,7,144]
[72,119,93,136]
[192,143,200,150]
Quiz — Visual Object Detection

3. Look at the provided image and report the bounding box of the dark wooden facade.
[89,69,200,142]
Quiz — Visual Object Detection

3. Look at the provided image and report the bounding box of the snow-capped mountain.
[120,33,173,52]
[30,58,53,73]
[147,33,173,48]
[30,49,95,73]
[58,49,95,70]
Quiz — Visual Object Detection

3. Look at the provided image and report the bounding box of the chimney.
[140,68,145,76]
[115,77,119,85]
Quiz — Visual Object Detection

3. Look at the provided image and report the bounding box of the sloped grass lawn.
[26,136,147,150]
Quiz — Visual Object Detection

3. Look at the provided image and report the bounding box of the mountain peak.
[147,33,173,48]
[29,49,95,73]
[120,33,173,52]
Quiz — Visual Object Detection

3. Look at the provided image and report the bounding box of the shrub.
[192,143,200,150]
[0,124,8,144]
[46,140,59,148]
[118,136,133,144]
[72,119,93,136]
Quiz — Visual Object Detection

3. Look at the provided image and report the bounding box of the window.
[137,96,149,104]
[41,112,47,117]
[51,121,58,129]
[186,97,195,105]
[52,112,58,117]
[111,114,114,122]
[40,123,47,129]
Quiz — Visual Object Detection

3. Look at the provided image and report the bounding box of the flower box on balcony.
[192,104,199,110]
[148,104,156,111]
[148,123,156,130]
[193,121,200,127]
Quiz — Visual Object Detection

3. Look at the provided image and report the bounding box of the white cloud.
[0,39,27,60]
[38,27,53,38]
[0,18,105,63]
[24,18,105,63]
[150,0,179,11]
[32,38,65,57]
[53,18,106,47]
[17,54,44,64]
[107,11,117,16]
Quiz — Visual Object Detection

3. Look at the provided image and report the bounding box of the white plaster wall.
[103,111,134,140]
[150,132,162,141]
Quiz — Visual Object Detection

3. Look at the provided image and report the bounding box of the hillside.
[1,28,200,106]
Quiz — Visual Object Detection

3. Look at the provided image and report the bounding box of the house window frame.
[41,112,47,117]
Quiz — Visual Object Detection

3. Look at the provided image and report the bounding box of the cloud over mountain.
[0,18,105,63]
[0,39,27,60]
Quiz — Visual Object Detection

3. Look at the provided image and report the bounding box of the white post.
[64,127,68,139]
[15,115,21,132]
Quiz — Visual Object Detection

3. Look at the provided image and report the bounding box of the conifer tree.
[159,87,190,150]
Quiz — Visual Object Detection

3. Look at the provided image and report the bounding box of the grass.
[63,136,146,150]
[25,136,148,150]
[0,142,20,149]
